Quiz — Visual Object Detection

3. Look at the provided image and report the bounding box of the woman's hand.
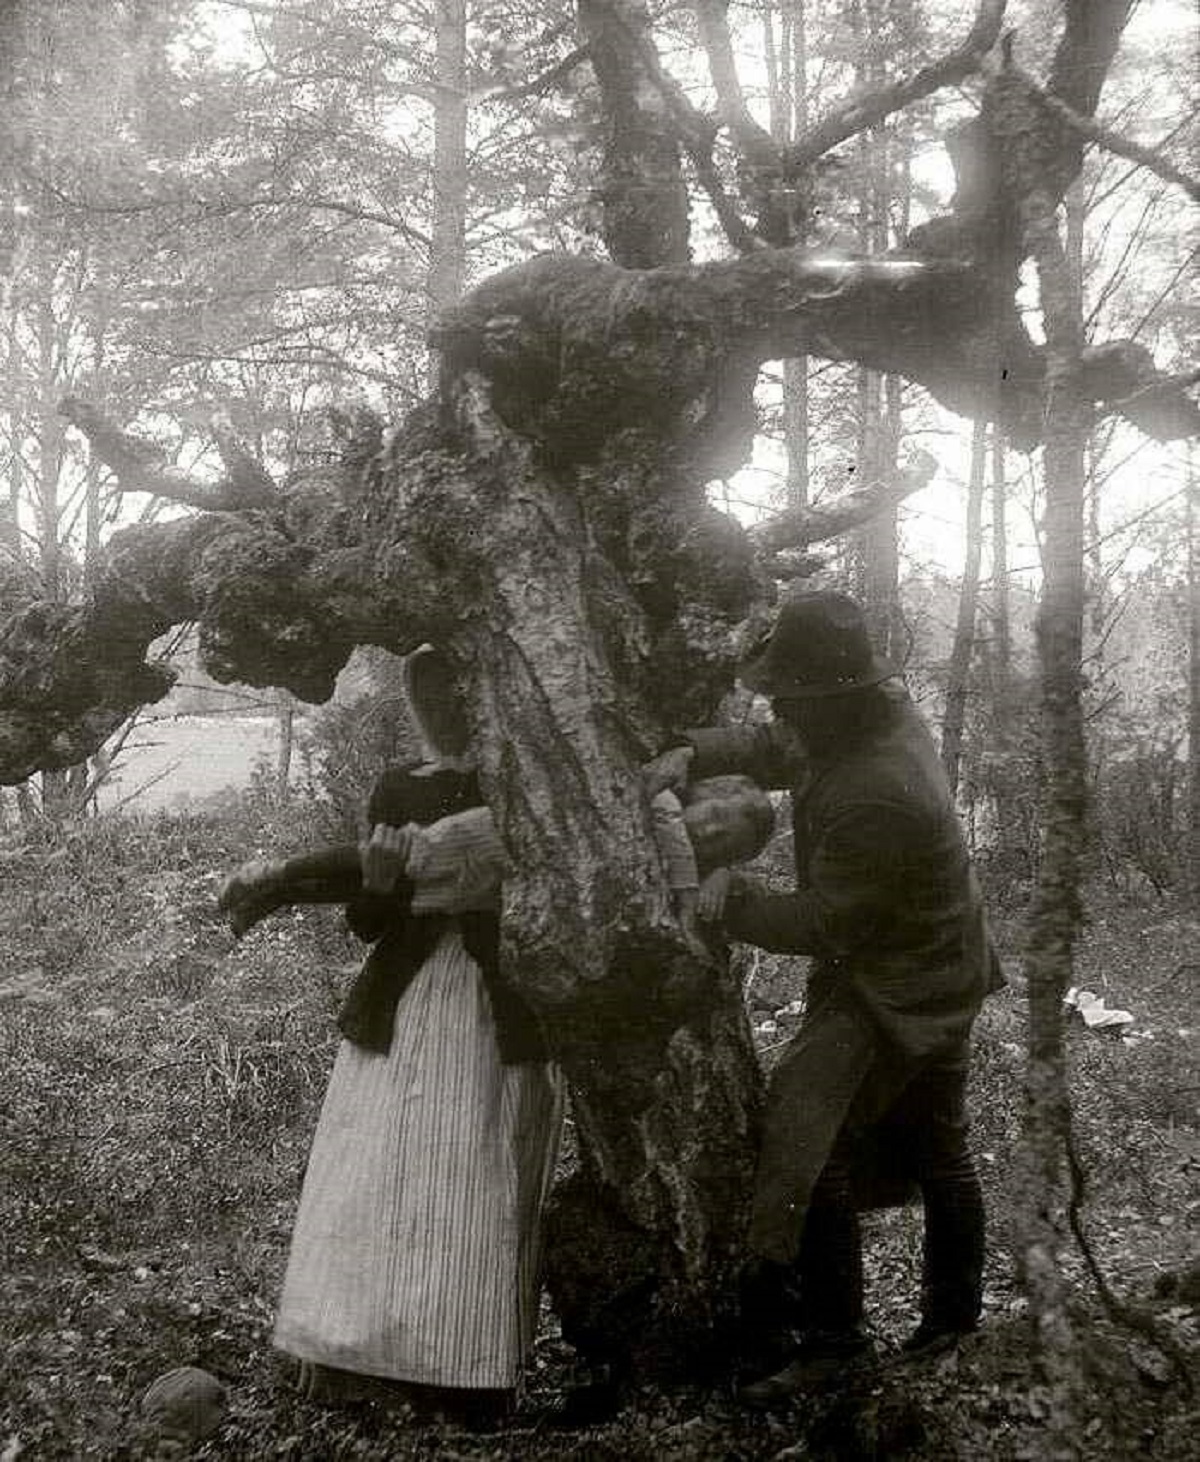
[360,823,415,895]
[642,744,694,797]
[697,868,734,923]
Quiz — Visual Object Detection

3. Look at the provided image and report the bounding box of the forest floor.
[1,800,1196,1460]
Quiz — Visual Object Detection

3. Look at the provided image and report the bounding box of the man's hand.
[642,744,694,797]
[697,868,734,923]
[360,823,415,894]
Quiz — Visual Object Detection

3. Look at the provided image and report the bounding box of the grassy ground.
[1,800,1196,1459]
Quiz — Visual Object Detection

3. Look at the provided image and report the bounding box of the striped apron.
[273,926,565,1389]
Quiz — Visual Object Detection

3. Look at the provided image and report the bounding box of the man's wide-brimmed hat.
[740,591,897,698]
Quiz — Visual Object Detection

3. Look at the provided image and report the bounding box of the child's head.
[682,775,774,873]
[403,644,471,762]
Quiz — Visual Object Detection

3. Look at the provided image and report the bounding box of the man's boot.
[738,1328,876,1408]
[901,1168,985,1359]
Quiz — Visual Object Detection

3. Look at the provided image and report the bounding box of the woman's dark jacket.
[336,763,546,1065]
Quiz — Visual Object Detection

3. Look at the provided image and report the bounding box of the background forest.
[1,1,1197,1459]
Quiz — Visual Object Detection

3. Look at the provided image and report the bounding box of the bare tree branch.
[751,450,939,553]
[22,167,434,252]
[1016,67,1200,203]
[476,43,591,104]
[139,344,421,397]
[692,0,778,172]
[209,0,429,66]
[784,0,1007,169]
[1087,108,1199,212]
[58,398,278,510]
[614,7,763,253]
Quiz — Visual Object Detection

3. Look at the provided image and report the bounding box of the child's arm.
[220,807,508,936]
[651,790,700,890]
[218,844,364,937]
[406,806,508,913]
[650,790,707,954]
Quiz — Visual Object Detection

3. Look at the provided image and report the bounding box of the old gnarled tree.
[1,0,1196,1377]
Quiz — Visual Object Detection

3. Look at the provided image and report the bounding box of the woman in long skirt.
[273,647,564,1418]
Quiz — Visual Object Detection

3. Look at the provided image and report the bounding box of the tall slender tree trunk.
[276,687,296,791]
[3,266,26,572]
[1,411,20,566]
[851,1,906,658]
[784,0,809,507]
[991,432,1011,679]
[83,456,103,583]
[1019,185,1090,1451]
[1187,445,1200,899]
[35,286,62,602]
[983,428,1024,863]
[941,417,988,800]
[83,325,108,583]
[766,0,810,508]
[35,274,72,818]
[427,0,468,389]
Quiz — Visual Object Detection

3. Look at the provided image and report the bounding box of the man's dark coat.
[685,686,1002,1261]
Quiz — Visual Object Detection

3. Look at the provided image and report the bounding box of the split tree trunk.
[407,377,764,1374]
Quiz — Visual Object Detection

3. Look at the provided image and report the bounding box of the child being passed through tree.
[218,774,775,954]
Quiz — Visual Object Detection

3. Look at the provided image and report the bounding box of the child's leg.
[218,844,363,936]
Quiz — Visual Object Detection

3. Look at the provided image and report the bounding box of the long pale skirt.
[273,927,564,1389]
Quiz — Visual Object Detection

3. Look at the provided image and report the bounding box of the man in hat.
[644,590,1003,1401]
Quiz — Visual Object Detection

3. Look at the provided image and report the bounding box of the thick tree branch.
[1079,348,1200,441]
[687,139,764,255]
[1047,0,1134,117]
[683,0,1006,246]
[10,81,1198,789]
[1037,0,1136,206]
[436,250,1199,460]
[0,421,453,783]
